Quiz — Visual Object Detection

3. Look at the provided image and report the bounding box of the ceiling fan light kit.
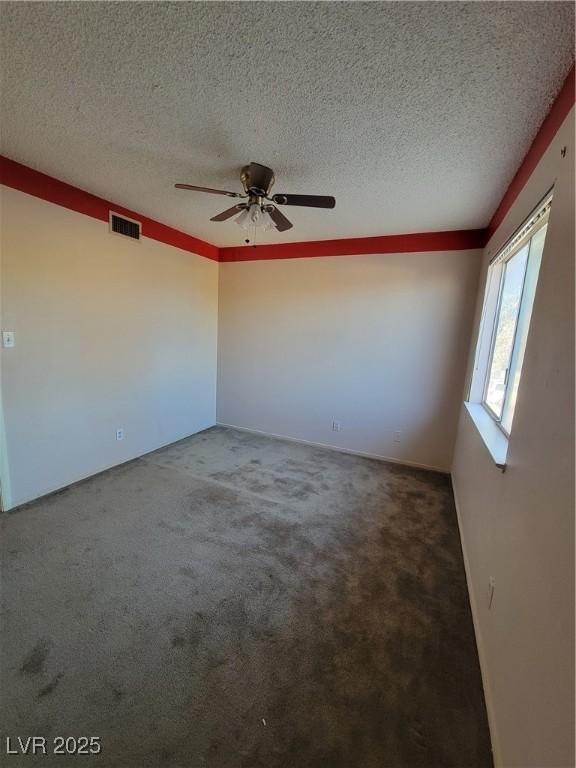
[175,162,336,239]
[235,204,275,231]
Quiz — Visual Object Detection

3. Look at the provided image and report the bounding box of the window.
[467,192,551,462]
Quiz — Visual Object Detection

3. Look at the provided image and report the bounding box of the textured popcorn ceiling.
[0,2,573,247]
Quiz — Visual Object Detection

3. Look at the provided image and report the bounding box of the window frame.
[477,195,553,438]
[472,191,552,440]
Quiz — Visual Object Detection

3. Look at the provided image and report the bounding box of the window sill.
[464,402,508,470]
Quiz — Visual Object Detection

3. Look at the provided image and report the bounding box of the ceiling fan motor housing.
[241,162,275,196]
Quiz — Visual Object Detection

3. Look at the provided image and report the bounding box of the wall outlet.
[2,331,15,348]
[116,429,124,441]
[393,430,402,443]
[332,421,342,432]
[487,576,495,609]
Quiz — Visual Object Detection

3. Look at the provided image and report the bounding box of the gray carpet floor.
[1,426,492,767]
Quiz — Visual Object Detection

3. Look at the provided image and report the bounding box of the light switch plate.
[2,331,15,348]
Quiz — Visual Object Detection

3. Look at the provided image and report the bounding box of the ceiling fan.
[175,162,335,233]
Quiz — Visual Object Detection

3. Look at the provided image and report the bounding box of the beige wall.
[217,249,481,471]
[0,187,218,508]
[452,107,575,766]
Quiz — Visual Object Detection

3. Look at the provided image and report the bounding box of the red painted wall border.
[487,64,575,241]
[0,156,219,261]
[219,229,486,262]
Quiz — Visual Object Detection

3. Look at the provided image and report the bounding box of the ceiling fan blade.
[175,183,242,198]
[272,194,336,209]
[210,204,246,222]
[267,205,293,232]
